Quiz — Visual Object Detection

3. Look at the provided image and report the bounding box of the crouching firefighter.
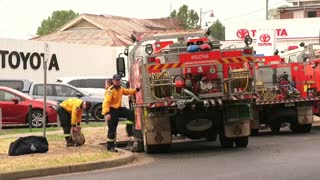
[57,98,90,147]
[102,74,139,152]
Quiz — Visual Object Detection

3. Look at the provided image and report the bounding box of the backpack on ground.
[8,136,49,156]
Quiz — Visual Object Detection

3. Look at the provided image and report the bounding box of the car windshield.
[1,87,33,100]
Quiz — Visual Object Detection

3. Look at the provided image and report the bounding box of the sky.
[0,0,290,39]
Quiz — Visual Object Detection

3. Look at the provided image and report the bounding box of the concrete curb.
[0,149,135,180]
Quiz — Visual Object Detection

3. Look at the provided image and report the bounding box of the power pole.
[266,0,269,20]
[200,8,203,29]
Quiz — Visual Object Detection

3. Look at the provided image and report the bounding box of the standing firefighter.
[104,79,135,142]
[57,98,90,147]
[102,74,139,152]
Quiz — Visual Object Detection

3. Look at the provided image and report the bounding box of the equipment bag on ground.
[71,128,85,146]
[8,136,49,156]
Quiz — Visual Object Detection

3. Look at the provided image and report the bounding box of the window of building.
[308,11,317,18]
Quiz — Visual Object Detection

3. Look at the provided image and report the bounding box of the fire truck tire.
[290,123,312,133]
[206,130,217,141]
[270,125,281,134]
[250,128,259,136]
[268,109,296,134]
[219,132,234,148]
[144,144,171,154]
[142,131,170,154]
[175,111,214,140]
[234,136,249,148]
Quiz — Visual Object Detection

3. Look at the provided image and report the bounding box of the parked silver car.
[0,79,33,94]
[28,83,105,121]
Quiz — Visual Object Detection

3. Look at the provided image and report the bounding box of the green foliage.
[170,10,177,18]
[209,20,225,41]
[170,4,199,29]
[268,5,289,20]
[268,8,280,19]
[37,10,79,35]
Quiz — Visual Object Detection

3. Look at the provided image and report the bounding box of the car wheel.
[30,109,44,128]
[92,104,104,121]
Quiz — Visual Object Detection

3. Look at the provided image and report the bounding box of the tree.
[37,10,79,35]
[170,5,199,29]
[268,8,280,19]
[209,20,225,41]
[170,10,177,18]
[268,5,289,20]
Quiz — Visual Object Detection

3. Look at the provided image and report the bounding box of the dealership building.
[223,0,320,55]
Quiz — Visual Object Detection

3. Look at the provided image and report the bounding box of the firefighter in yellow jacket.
[57,98,90,147]
[102,74,139,152]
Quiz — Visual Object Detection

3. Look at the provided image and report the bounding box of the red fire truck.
[116,31,257,153]
[251,44,320,135]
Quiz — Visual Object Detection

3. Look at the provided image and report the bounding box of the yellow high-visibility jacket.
[60,98,83,125]
[102,85,136,115]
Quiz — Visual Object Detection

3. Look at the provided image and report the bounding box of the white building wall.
[224,18,320,55]
[0,39,123,83]
[293,10,305,18]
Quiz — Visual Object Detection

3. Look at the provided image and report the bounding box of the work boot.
[132,138,144,152]
[107,141,118,153]
[65,136,75,147]
[108,148,118,153]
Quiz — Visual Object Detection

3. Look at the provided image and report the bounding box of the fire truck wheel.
[270,125,281,134]
[206,130,217,141]
[142,131,170,154]
[290,123,312,133]
[250,128,259,136]
[234,136,249,148]
[219,132,234,148]
[268,108,296,134]
[176,111,214,140]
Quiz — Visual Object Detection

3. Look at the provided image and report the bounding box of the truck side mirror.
[117,57,126,77]
[124,48,129,56]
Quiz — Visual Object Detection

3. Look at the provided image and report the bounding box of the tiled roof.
[31,14,186,47]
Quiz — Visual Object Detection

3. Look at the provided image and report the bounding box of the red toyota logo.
[259,34,270,42]
[236,29,249,39]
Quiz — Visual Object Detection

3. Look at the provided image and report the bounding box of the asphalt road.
[29,127,320,180]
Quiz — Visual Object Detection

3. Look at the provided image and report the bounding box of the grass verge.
[0,126,117,173]
[0,122,106,136]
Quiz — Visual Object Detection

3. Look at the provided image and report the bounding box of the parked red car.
[0,86,58,127]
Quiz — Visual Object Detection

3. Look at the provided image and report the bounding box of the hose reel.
[150,71,174,99]
[224,68,250,93]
